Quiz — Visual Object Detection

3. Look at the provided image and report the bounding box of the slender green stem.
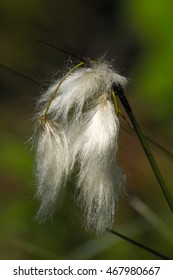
[42,61,84,121]
[112,85,173,214]
[0,63,40,85]
[35,38,89,64]
[1,62,173,160]
[121,124,173,161]
[129,196,173,246]
[109,230,170,260]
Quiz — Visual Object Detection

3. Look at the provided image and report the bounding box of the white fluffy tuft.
[38,59,127,122]
[34,120,69,219]
[33,59,127,233]
[74,94,125,233]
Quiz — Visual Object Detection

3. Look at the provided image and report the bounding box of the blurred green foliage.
[0,0,173,260]
[124,0,173,122]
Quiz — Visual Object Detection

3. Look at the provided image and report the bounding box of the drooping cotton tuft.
[34,120,69,219]
[33,58,127,233]
[74,94,125,233]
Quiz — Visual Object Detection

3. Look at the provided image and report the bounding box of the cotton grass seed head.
[33,58,127,233]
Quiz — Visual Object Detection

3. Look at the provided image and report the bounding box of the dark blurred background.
[0,0,173,260]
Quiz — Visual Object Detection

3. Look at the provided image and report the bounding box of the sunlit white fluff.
[74,94,126,233]
[34,120,69,219]
[38,59,127,122]
[33,58,127,233]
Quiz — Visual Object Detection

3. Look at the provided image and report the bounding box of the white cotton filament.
[34,120,69,220]
[33,58,127,233]
[75,94,126,233]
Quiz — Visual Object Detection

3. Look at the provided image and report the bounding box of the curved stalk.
[112,85,173,214]
[41,61,84,122]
